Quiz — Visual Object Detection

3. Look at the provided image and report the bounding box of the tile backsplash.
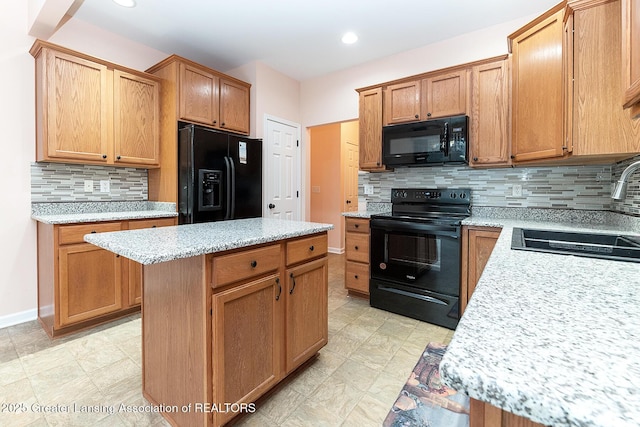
[31,162,148,203]
[359,163,615,211]
[612,155,640,216]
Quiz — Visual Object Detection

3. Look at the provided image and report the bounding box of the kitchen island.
[441,211,640,427]
[85,218,333,427]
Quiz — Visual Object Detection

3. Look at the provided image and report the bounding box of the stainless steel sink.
[511,228,640,262]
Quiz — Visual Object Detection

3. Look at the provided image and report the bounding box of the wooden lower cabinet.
[212,274,283,427]
[460,226,501,315]
[285,257,328,373]
[37,217,176,337]
[58,243,123,326]
[470,399,546,427]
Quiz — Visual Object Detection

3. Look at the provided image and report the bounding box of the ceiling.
[72,0,561,81]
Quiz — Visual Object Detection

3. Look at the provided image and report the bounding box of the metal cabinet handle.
[102,154,107,159]
[473,157,478,162]
[415,114,419,119]
[354,275,359,279]
[309,245,314,251]
[354,224,359,228]
[355,245,359,250]
[116,155,121,160]
[275,277,281,301]
[289,273,296,294]
[90,230,97,233]
[250,260,257,268]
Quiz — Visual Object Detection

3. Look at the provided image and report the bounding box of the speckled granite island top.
[31,201,177,224]
[84,218,333,265]
[440,213,640,427]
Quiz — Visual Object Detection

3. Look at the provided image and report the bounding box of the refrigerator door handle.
[229,156,236,219]
[224,156,232,220]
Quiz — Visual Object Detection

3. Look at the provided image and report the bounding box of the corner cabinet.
[30,40,160,168]
[622,0,640,118]
[37,217,176,337]
[509,4,567,163]
[357,87,386,171]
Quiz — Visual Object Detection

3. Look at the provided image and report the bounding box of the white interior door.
[343,141,359,212]
[264,116,301,220]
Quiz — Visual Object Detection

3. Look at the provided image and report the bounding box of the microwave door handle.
[441,122,449,156]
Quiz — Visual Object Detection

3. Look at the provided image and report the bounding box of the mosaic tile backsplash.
[31,162,148,203]
[359,163,615,211]
[612,155,640,216]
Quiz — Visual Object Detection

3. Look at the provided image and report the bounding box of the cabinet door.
[285,257,328,373]
[113,70,160,166]
[572,1,640,156]
[461,227,500,315]
[423,70,467,119]
[58,243,123,326]
[219,78,250,134]
[511,8,566,162]
[384,80,421,124]
[358,87,385,171]
[622,0,640,116]
[470,59,511,166]
[179,63,219,126]
[44,49,109,163]
[212,274,282,426]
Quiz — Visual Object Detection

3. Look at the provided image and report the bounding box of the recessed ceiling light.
[341,32,358,45]
[113,0,136,7]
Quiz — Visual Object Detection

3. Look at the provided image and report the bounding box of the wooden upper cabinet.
[469,58,511,167]
[113,70,160,165]
[179,63,219,126]
[219,78,250,133]
[509,4,567,163]
[38,48,109,163]
[178,60,250,134]
[358,87,386,171]
[422,69,468,119]
[569,0,640,159]
[384,80,421,124]
[622,0,640,118]
[30,40,161,168]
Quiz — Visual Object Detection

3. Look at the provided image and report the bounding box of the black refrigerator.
[178,123,262,224]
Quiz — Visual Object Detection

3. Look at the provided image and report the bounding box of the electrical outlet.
[512,184,523,197]
[100,180,110,193]
[364,184,374,195]
[84,180,93,192]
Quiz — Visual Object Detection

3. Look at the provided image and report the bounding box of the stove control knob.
[450,192,457,199]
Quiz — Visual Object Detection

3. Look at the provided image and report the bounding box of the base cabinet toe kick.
[141,232,329,427]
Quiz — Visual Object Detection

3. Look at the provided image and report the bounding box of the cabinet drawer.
[345,261,370,295]
[286,234,328,266]
[128,217,176,230]
[212,244,281,288]
[345,232,369,263]
[345,218,369,233]
[59,222,123,245]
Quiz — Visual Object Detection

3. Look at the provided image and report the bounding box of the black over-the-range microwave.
[382,115,468,167]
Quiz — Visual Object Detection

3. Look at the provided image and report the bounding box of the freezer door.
[228,136,263,219]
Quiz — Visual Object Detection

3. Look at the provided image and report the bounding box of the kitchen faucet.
[611,160,640,200]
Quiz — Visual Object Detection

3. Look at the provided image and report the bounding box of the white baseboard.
[328,247,345,254]
[0,309,37,330]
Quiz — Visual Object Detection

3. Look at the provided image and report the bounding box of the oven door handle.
[370,219,459,237]
[379,286,448,306]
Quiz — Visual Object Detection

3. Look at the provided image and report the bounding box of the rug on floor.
[383,342,469,427]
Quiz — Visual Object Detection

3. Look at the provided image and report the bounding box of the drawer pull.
[309,245,314,251]
[275,277,282,301]
[354,275,358,279]
[250,260,257,268]
[354,224,359,228]
[152,225,157,228]
[355,246,359,250]
[90,230,97,233]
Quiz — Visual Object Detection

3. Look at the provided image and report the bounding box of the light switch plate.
[100,180,110,193]
[84,180,93,192]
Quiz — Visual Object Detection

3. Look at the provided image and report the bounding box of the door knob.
[268,203,275,209]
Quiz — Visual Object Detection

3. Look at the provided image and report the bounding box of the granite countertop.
[441,212,640,427]
[342,202,392,218]
[31,201,178,224]
[84,217,333,265]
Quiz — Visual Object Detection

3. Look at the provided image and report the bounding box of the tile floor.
[0,254,453,427]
